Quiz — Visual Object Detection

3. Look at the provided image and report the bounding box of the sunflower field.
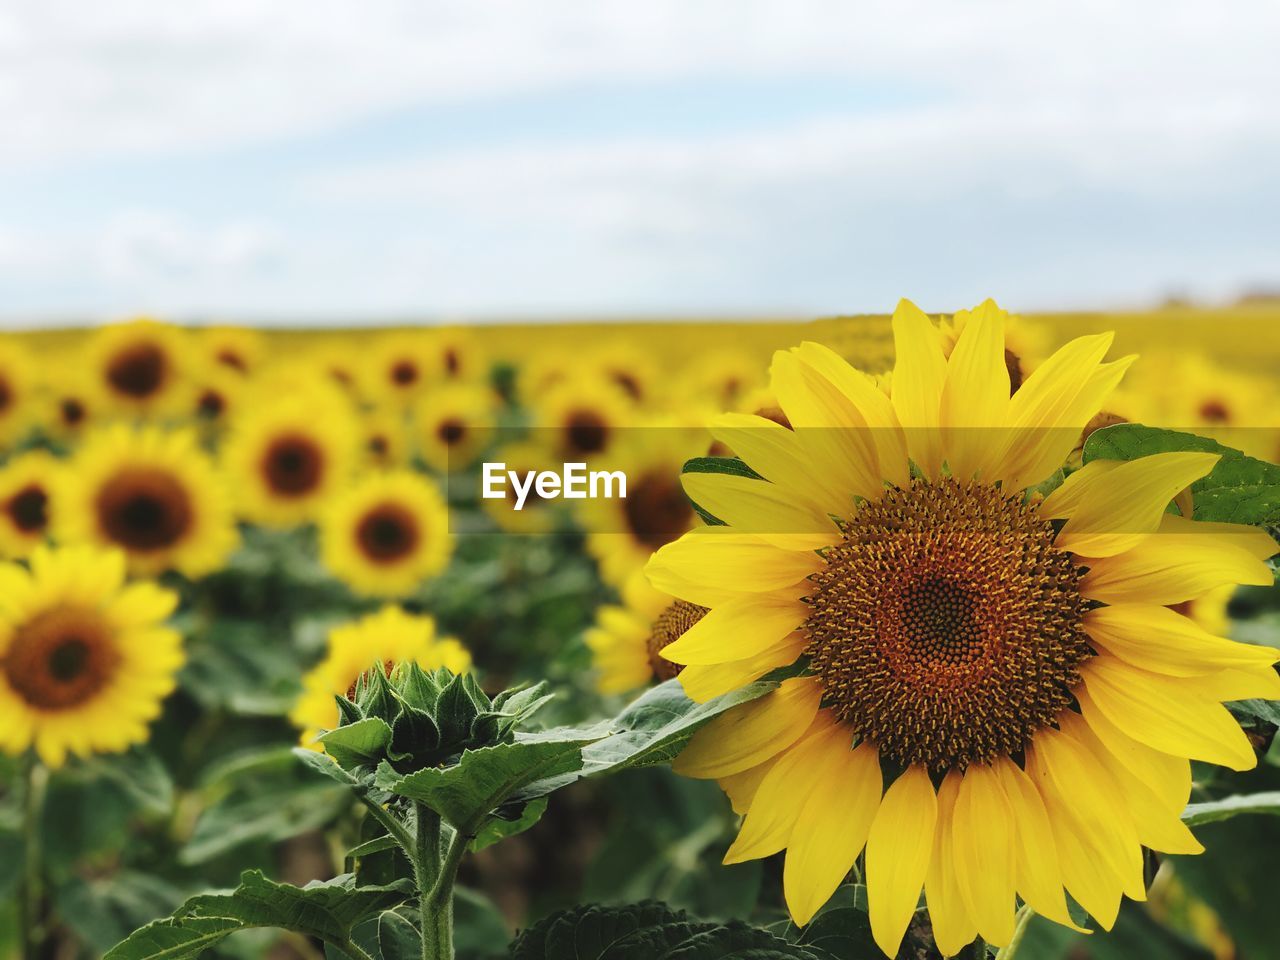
[0,302,1279,960]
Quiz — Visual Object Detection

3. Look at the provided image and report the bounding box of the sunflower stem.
[19,756,48,960]
[414,802,462,960]
[994,904,1035,960]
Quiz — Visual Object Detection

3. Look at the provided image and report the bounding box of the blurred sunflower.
[533,376,633,462]
[43,385,96,444]
[584,571,705,695]
[290,605,470,747]
[587,340,658,404]
[0,450,60,558]
[0,545,182,767]
[320,469,452,598]
[480,441,563,534]
[201,326,265,377]
[584,429,699,588]
[414,382,496,474]
[426,327,487,382]
[648,299,1280,956]
[58,425,239,577]
[358,407,410,471]
[223,391,358,527]
[191,364,246,430]
[86,319,189,417]
[687,349,762,409]
[0,339,36,446]
[365,333,431,407]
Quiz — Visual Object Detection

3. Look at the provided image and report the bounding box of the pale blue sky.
[2,1,1278,326]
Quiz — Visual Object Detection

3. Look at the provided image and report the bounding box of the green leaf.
[682,456,764,481]
[1228,698,1280,727]
[1082,424,1280,527]
[377,908,423,960]
[293,746,361,787]
[1182,791,1280,826]
[104,870,413,959]
[470,797,548,852]
[508,902,837,959]
[580,678,778,776]
[454,887,509,960]
[76,747,175,817]
[377,735,599,834]
[318,717,398,771]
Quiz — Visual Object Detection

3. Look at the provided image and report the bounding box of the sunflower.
[0,339,36,446]
[364,333,431,407]
[584,427,701,588]
[414,382,497,474]
[58,424,239,577]
[201,326,265,377]
[532,375,634,462]
[479,441,565,534]
[0,451,61,558]
[0,545,183,767]
[686,349,763,409]
[647,299,1280,957]
[290,605,471,747]
[587,340,659,405]
[320,469,452,598]
[43,385,96,444]
[86,318,190,417]
[426,327,487,383]
[584,571,706,695]
[358,407,410,471]
[190,363,246,430]
[223,389,358,527]
[938,304,1050,393]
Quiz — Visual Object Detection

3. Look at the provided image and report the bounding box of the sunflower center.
[262,435,325,496]
[197,389,225,418]
[106,343,166,398]
[391,360,419,386]
[565,411,608,455]
[61,398,86,425]
[623,472,693,550]
[356,503,420,563]
[647,600,706,681]
[804,478,1090,772]
[437,418,467,446]
[97,469,193,551]
[2,608,120,711]
[0,377,11,412]
[216,349,247,372]
[8,485,49,532]
[1198,399,1231,423]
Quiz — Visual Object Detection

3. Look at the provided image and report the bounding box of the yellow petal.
[681,472,836,537]
[1059,712,1203,856]
[768,350,885,501]
[951,762,1017,946]
[1080,515,1274,605]
[1161,515,1278,561]
[1075,685,1191,810]
[1078,657,1257,771]
[676,632,808,703]
[709,413,852,518]
[1049,452,1220,557]
[792,341,910,489]
[940,299,1009,481]
[719,754,779,817]
[924,771,979,958]
[890,299,947,477]
[724,716,847,863]
[673,677,823,779]
[661,589,807,665]
[1084,604,1279,677]
[1191,665,1280,701]
[866,765,937,957]
[992,758,1083,931]
[646,531,823,607]
[784,738,882,925]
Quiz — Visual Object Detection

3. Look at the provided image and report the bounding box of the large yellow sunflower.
[320,469,452,598]
[222,390,358,527]
[0,545,183,767]
[647,299,1280,957]
[86,318,190,417]
[0,339,37,446]
[58,424,239,578]
[584,571,705,695]
[0,450,61,558]
[290,605,471,747]
[414,382,497,474]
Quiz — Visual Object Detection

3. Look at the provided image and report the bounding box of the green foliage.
[1083,424,1280,528]
[103,870,414,959]
[1182,792,1280,826]
[508,901,842,960]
